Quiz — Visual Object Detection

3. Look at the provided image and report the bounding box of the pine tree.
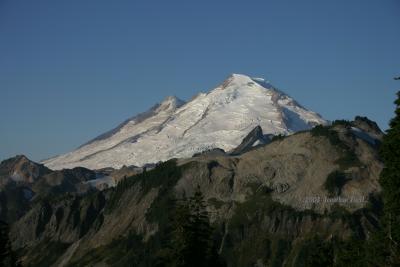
[0,221,19,267]
[379,91,400,265]
[186,186,213,267]
[158,186,226,267]
[155,196,192,267]
[170,197,192,267]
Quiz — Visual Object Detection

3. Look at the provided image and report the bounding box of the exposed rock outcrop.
[229,125,270,155]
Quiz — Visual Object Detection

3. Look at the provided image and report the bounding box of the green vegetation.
[331,119,352,127]
[0,186,31,223]
[324,171,347,196]
[270,239,291,267]
[73,162,180,264]
[327,204,353,221]
[70,160,186,266]
[355,116,381,130]
[0,221,20,266]
[228,188,297,229]
[311,124,361,170]
[71,185,225,267]
[334,237,367,267]
[32,190,106,240]
[293,236,334,267]
[311,125,344,147]
[106,159,181,212]
[19,238,68,267]
[304,91,400,267]
[222,185,319,267]
[334,149,360,169]
[219,181,391,267]
[378,91,400,265]
[11,96,400,266]
[208,198,225,209]
[290,233,392,267]
[78,192,106,237]
[68,231,146,267]
[364,229,391,266]
[144,160,183,229]
[157,186,225,267]
[294,235,377,267]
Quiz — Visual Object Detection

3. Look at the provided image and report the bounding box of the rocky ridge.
[5,118,384,266]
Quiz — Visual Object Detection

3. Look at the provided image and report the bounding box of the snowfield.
[43,74,326,170]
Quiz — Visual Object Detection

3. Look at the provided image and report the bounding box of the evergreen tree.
[186,186,214,267]
[166,196,192,267]
[379,91,400,265]
[157,186,225,267]
[365,230,391,266]
[0,221,19,267]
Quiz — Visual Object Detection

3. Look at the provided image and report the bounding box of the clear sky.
[1,0,399,162]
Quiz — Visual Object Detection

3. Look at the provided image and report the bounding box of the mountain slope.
[44,74,326,170]
[10,120,383,266]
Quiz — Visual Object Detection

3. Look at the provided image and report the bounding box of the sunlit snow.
[43,74,326,170]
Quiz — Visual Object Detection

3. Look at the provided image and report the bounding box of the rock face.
[0,155,51,185]
[43,74,326,170]
[352,116,384,140]
[8,120,384,266]
[229,125,270,155]
[178,120,383,214]
[0,156,101,223]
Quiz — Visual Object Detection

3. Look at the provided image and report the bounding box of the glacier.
[43,74,326,170]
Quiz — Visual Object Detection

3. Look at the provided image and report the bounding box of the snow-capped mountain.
[43,74,326,170]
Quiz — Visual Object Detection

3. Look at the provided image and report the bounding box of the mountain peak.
[231,73,252,79]
[220,73,254,89]
[44,74,326,170]
[2,155,33,166]
[1,155,50,183]
[219,73,276,91]
[156,95,186,113]
[160,95,185,106]
[14,154,29,162]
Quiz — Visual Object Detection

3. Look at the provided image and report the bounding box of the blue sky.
[1,0,399,162]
